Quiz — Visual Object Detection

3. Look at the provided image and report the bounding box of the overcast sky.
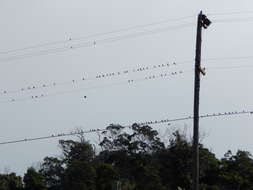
[0,0,253,175]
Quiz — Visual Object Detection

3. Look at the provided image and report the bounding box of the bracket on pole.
[199,67,206,76]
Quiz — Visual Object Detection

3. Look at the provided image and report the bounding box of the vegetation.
[1,124,253,190]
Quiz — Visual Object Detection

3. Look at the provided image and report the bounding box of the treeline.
[1,124,253,190]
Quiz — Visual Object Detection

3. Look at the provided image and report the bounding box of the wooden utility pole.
[193,11,211,190]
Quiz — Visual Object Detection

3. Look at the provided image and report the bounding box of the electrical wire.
[0,61,181,96]
[207,11,253,16]
[0,15,196,56]
[0,109,252,145]
[3,11,253,57]
[0,23,195,63]
[2,53,253,97]
[0,69,188,103]
[212,17,253,23]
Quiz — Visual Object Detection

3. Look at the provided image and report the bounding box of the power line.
[1,14,253,63]
[1,58,253,102]
[213,16,253,23]
[0,23,194,63]
[206,64,253,70]
[2,12,253,57]
[3,54,253,97]
[0,15,195,56]
[0,52,253,96]
[0,69,188,104]
[0,110,252,145]
[0,61,180,96]
[207,11,253,16]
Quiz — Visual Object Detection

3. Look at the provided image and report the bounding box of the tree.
[99,124,165,154]
[62,160,96,190]
[156,131,193,189]
[95,163,118,190]
[58,139,97,190]
[0,173,23,190]
[23,167,47,190]
[39,157,64,190]
[219,150,253,190]
[99,124,166,190]
[59,139,95,165]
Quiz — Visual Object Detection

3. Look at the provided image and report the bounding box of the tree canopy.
[1,124,253,190]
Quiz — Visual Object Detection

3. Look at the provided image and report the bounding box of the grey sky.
[0,0,253,175]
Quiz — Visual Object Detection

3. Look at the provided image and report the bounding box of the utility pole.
[193,11,211,190]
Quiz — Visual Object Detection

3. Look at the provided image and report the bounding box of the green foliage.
[23,167,47,190]
[0,173,22,190]
[63,160,96,190]
[59,139,94,164]
[39,157,64,190]
[3,124,253,190]
[95,163,118,190]
[219,150,253,190]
